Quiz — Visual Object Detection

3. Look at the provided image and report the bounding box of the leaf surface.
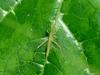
[62,0,100,75]
[0,0,96,75]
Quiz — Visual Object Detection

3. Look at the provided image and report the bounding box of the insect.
[37,24,61,58]
[37,0,63,75]
[37,0,63,61]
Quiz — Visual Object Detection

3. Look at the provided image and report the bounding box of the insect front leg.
[37,37,48,49]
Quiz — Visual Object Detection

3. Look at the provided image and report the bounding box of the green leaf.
[62,0,100,75]
[0,0,21,22]
[0,0,95,75]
